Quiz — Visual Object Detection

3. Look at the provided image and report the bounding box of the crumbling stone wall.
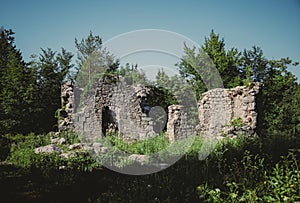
[60,79,260,142]
[59,82,75,131]
[197,83,261,138]
[166,105,196,142]
[94,77,155,141]
[61,77,156,142]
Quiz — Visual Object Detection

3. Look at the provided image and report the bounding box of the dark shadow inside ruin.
[140,96,150,116]
[102,106,116,136]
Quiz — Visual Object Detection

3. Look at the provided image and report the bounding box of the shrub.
[262,150,300,202]
[7,132,100,172]
[7,133,51,168]
[197,149,300,202]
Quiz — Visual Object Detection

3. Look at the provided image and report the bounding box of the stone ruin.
[85,77,156,141]
[59,78,261,142]
[197,83,261,138]
[167,105,196,142]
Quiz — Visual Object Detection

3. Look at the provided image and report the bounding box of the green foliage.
[241,46,268,83]
[201,30,242,88]
[29,48,74,132]
[106,132,169,155]
[75,31,102,68]
[256,57,300,136]
[262,150,300,202]
[75,31,119,88]
[6,131,100,172]
[151,69,198,128]
[177,45,212,99]
[0,134,11,161]
[0,28,36,134]
[153,69,195,106]
[119,63,148,85]
[33,150,101,173]
[57,48,75,83]
[178,30,300,138]
[185,136,205,157]
[7,133,51,168]
[58,130,81,145]
[1,131,299,202]
[177,30,242,99]
[147,85,177,111]
[244,65,252,86]
[194,135,299,202]
[1,28,300,202]
[84,134,298,202]
[75,32,120,112]
[230,117,245,128]
[0,28,74,134]
[197,150,300,202]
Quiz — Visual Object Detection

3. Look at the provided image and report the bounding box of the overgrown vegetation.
[107,132,169,155]
[3,131,96,170]
[1,130,299,202]
[197,150,300,202]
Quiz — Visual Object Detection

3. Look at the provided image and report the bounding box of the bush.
[197,149,300,202]
[262,150,300,202]
[7,132,100,172]
[7,133,51,168]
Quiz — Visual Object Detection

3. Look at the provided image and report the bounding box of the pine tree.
[257,57,299,136]
[30,48,74,132]
[241,46,268,83]
[75,31,119,90]
[200,30,242,88]
[0,28,36,134]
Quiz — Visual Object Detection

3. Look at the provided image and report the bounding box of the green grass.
[1,131,299,202]
[105,132,169,155]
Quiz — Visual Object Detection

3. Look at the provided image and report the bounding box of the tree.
[154,68,195,106]
[178,30,300,138]
[29,48,74,132]
[241,46,268,84]
[57,48,75,83]
[75,31,102,67]
[149,69,177,109]
[0,28,36,134]
[240,46,300,136]
[201,30,242,88]
[75,31,103,84]
[256,57,300,136]
[177,45,214,99]
[75,31,119,90]
[119,63,147,85]
[177,30,240,99]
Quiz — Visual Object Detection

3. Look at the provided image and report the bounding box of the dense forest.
[0,28,299,202]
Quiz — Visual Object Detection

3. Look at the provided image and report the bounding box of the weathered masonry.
[197,83,261,138]
[59,78,260,142]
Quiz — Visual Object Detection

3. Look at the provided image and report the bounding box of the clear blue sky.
[1,0,300,80]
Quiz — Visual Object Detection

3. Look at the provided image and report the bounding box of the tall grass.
[1,131,299,202]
